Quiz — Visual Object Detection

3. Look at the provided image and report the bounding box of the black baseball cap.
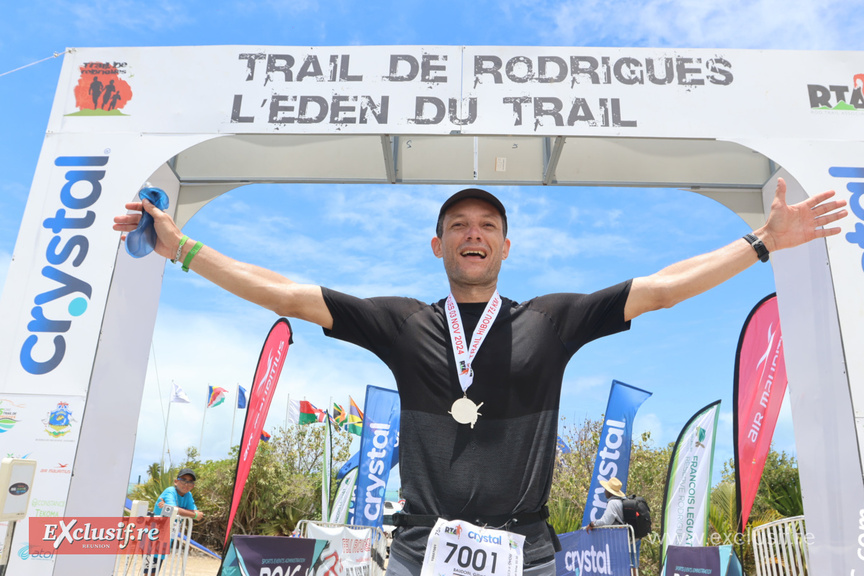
[177,468,197,481]
[436,188,508,238]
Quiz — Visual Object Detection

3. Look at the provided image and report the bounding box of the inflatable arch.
[0,46,862,574]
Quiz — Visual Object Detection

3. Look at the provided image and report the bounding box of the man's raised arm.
[623,178,848,322]
[113,199,334,329]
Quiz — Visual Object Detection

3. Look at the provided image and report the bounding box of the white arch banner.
[0,46,862,575]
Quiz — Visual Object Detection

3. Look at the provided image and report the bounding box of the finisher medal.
[444,292,501,426]
[449,396,484,428]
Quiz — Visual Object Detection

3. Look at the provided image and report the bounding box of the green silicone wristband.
[181,241,203,272]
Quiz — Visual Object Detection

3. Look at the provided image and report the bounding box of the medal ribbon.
[444,291,502,394]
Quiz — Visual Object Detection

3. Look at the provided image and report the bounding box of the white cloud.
[505,0,854,50]
[566,374,610,395]
[633,412,664,445]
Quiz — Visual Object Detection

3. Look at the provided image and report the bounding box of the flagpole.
[323,403,332,521]
[160,387,174,473]
[199,386,209,456]
[284,393,290,429]
[230,383,238,449]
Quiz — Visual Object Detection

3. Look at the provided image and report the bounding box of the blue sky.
[1,1,862,489]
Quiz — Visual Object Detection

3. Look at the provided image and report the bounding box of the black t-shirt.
[322,280,632,566]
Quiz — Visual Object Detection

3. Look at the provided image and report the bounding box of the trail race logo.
[67,61,133,116]
[43,402,74,438]
[807,73,864,110]
[0,398,24,433]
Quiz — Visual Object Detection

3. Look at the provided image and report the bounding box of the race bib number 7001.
[420,519,525,576]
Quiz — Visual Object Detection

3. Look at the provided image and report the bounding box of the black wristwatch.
[743,233,770,263]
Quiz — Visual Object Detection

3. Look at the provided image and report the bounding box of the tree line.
[130,417,802,575]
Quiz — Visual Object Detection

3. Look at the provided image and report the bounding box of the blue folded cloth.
[125,187,169,258]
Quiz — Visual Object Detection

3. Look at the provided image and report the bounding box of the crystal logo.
[362,422,393,521]
[20,156,107,375]
[586,419,626,523]
[565,544,611,575]
[830,167,864,272]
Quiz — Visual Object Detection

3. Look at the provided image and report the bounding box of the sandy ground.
[183,551,223,576]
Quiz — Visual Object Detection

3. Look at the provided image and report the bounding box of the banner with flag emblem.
[207,386,228,408]
[660,400,721,565]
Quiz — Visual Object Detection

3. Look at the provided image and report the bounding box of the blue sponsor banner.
[352,385,400,528]
[337,444,399,481]
[555,527,631,576]
[582,380,652,526]
[337,451,360,481]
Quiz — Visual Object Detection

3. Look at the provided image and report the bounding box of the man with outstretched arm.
[114,179,845,576]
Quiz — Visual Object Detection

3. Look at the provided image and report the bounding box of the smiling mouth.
[461,250,487,259]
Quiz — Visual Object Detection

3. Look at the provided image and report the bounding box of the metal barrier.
[751,515,809,576]
[594,524,640,576]
[113,500,194,576]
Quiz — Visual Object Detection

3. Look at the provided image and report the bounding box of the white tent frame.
[0,46,862,575]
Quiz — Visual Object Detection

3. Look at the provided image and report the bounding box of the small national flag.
[170,382,191,404]
[260,430,271,442]
[207,386,228,408]
[347,396,364,436]
[288,400,326,425]
[333,403,348,429]
[238,386,247,410]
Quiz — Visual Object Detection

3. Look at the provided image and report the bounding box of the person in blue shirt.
[154,468,204,522]
[144,468,204,574]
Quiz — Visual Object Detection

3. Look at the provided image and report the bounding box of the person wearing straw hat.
[586,476,640,574]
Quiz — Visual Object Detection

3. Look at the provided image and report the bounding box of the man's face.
[174,474,195,496]
[431,198,510,297]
